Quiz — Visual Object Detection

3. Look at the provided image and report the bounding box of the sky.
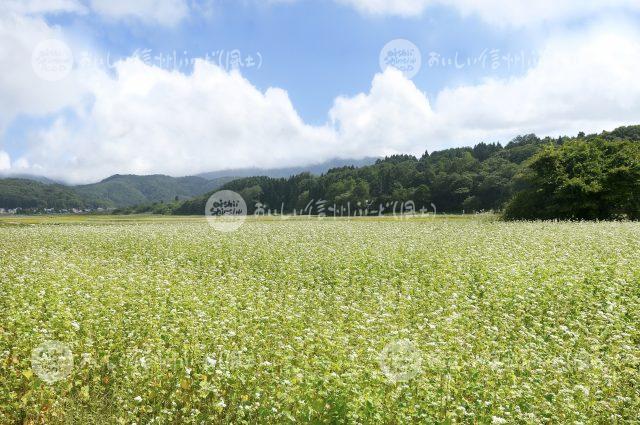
[1,0,640,183]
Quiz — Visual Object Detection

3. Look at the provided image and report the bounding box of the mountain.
[0,174,235,210]
[74,174,234,208]
[197,158,378,180]
[145,125,640,218]
[0,173,59,185]
[0,159,376,210]
[0,179,85,209]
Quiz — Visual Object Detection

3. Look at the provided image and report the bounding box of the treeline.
[0,174,232,210]
[158,134,550,215]
[504,134,640,220]
[0,179,86,210]
[119,125,640,220]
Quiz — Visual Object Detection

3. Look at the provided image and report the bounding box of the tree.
[116,125,640,220]
[462,196,482,213]
[504,138,640,220]
[414,185,431,210]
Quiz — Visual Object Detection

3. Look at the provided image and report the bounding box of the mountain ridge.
[197,158,378,180]
[0,158,379,210]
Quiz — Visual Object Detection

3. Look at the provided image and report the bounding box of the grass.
[1,216,639,423]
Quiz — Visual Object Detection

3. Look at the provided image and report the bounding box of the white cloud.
[11,59,339,183]
[334,0,640,26]
[330,69,436,157]
[0,151,10,171]
[4,20,640,183]
[329,22,640,153]
[0,13,86,133]
[88,0,190,26]
[432,23,640,140]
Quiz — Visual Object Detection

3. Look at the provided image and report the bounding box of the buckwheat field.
[1,216,639,424]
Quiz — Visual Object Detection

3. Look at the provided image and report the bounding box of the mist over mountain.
[0,158,378,210]
[0,173,59,185]
[127,125,640,220]
[197,158,378,180]
[0,174,230,210]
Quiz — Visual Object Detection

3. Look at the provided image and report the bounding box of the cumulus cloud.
[432,23,640,140]
[335,0,640,26]
[0,13,86,133]
[329,22,640,153]
[330,69,436,157]
[10,59,339,183]
[4,18,640,183]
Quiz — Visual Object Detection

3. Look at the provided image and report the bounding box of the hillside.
[74,174,234,208]
[0,179,86,210]
[162,134,551,215]
[153,125,640,219]
[0,173,59,184]
[3,127,639,218]
[0,174,234,210]
[0,159,378,210]
[197,158,378,180]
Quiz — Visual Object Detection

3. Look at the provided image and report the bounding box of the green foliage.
[168,133,548,216]
[75,175,232,208]
[602,124,640,141]
[0,175,233,210]
[504,137,640,220]
[5,125,640,219]
[177,125,636,219]
[0,179,86,209]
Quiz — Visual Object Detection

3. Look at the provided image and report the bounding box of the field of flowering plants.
[1,215,639,423]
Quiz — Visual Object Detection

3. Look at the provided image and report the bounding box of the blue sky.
[1,0,640,182]
[42,1,539,122]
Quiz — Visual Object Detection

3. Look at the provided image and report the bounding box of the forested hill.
[162,125,640,220]
[169,135,544,215]
[0,160,377,210]
[0,179,86,210]
[3,125,639,219]
[197,158,377,180]
[74,174,233,208]
[0,174,233,210]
